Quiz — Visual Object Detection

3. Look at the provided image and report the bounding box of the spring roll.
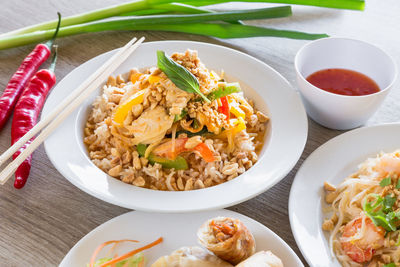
[197,217,256,265]
[151,246,233,267]
[235,251,283,267]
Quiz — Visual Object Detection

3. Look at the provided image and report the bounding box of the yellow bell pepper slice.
[113,89,147,125]
[217,117,246,139]
[130,73,142,84]
[148,75,160,84]
[230,104,245,119]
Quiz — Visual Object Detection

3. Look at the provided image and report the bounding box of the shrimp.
[340,215,385,263]
[373,152,400,177]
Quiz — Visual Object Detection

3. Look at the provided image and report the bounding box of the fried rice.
[84,49,268,191]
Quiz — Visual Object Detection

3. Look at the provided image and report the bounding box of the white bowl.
[295,37,397,130]
[42,40,308,212]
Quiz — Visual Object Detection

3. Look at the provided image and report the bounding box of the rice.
[84,49,268,191]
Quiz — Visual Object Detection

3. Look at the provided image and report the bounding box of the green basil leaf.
[157,50,210,103]
[380,177,392,187]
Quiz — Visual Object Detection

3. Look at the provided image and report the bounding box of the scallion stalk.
[0,7,297,49]
[120,3,244,25]
[0,21,327,50]
[173,0,365,10]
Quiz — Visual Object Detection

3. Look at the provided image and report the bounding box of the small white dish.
[289,123,400,267]
[59,209,304,266]
[295,37,397,130]
[42,40,308,212]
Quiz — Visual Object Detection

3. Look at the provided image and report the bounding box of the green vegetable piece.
[157,50,210,102]
[136,143,188,170]
[88,253,145,267]
[136,143,147,157]
[207,82,241,101]
[383,263,396,267]
[174,109,187,122]
[383,195,396,212]
[396,179,400,189]
[148,154,188,170]
[176,127,211,138]
[380,177,392,187]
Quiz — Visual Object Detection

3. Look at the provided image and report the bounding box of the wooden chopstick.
[0,36,145,185]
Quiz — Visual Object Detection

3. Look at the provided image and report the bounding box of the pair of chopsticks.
[0,36,145,185]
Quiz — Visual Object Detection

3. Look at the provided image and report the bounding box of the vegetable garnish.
[362,193,400,232]
[218,96,230,121]
[380,177,392,187]
[207,82,241,101]
[89,239,139,267]
[157,50,210,102]
[383,263,396,267]
[98,237,163,267]
[194,143,215,162]
[396,179,400,189]
[137,143,189,170]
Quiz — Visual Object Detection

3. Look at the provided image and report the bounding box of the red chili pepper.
[218,96,230,121]
[0,13,61,130]
[11,49,58,189]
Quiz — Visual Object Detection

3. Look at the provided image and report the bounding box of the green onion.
[157,50,210,102]
[208,82,242,101]
[120,3,244,25]
[0,0,155,38]
[396,179,400,189]
[383,263,396,267]
[0,20,327,50]
[380,177,392,187]
[179,0,365,10]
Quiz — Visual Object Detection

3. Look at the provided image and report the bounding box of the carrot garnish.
[89,239,139,267]
[98,237,163,267]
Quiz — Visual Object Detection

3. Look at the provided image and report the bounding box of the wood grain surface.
[0,1,399,266]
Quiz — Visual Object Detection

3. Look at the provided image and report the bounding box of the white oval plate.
[59,209,303,266]
[289,123,400,267]
[43,40,307,212]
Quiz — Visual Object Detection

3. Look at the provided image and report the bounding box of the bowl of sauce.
[295,37,397,130]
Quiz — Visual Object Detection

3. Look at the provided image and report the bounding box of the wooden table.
[0,0,398,266]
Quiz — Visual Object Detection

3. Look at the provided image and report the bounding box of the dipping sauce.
[306,68,380,96]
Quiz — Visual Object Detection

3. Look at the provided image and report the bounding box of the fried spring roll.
[197,217,256,265]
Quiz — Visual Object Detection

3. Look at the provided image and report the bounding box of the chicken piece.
[131,106,174,145]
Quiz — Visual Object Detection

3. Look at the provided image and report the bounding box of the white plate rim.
[59,209,304,266]
[288,122,400,267]
[43,40,308,212]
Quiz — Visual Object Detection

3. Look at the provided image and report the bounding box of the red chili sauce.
[306,68,380,96]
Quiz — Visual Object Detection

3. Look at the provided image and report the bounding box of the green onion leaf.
[207,82,242,101]
[380,177,392,187]
[396,179,400,189]
[157,50,210,102]
[383,195,396,212]
[383,263,396,267]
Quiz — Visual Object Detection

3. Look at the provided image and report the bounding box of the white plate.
[289,123,400,267]
[59,209,304,266]
[43,40,307,212]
